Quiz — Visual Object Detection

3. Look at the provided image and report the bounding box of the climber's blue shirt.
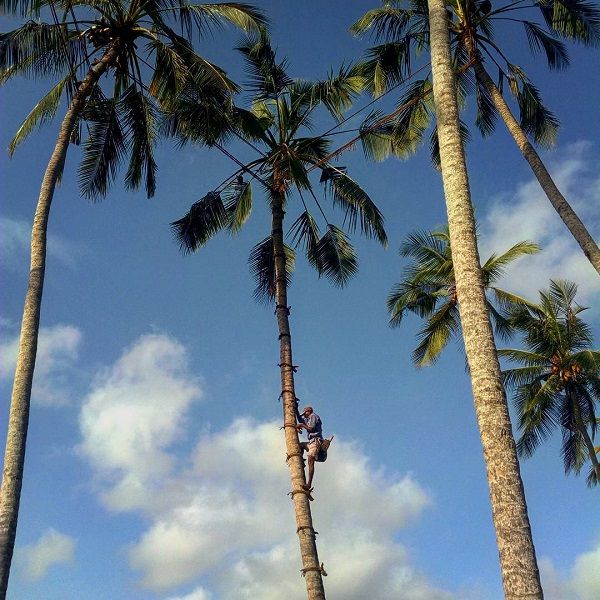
[298,412,323,441]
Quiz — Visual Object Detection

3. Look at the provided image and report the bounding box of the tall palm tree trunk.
[0,44,119,598]
[427,2,543,598]
[271,196,326,600]
[464,39,600,275]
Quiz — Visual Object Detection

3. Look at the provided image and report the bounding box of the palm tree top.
[351,0,600,160]
[500,279,600,486]
[170,33,388,301]
[1,1,267,198]
[387,225,539,365]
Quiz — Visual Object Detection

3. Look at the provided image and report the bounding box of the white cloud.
[78,334,447,600]
[78,333,202,511]
[165,588,212,600]
[16,528,76,580]
[540,538,600,600]
[479,142,600,307]
[0,323,82,406]
[0,216,81,270]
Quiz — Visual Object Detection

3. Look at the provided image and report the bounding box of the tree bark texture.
[427,2,544,598]
[271,198,326,600]
[0,44,120,599]
[466,41,600,275]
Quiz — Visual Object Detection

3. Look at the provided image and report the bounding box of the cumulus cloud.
[0,323,82,406]
[0,216,81,270]
[79,335,447,599]
[78,333,202,511]
[479,142,600,306]
[540,539,600,600]
[16,529,76,580]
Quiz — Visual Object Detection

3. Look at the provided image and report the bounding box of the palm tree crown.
[500,279,600,486]
[387,226,538,365]
[351,0,600,163]
[1,0,267,198]
[171,32,387,294]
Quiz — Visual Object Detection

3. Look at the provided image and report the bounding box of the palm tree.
[170,33,386,600]
[423,0,544,596]
[388,226,539,365]
[501,280,600,487]
[0,2,265,595]
[352,0,600,274]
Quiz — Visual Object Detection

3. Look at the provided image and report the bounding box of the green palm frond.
[121,87,158,197]
[311,63,365,119]
[523,20,570,69]
[355,40,412,97]
[320,167,387,246]
[249,236,295,303]
[176,2,267,38]
[222,178,252,233]
[170,191,228,253]
[237,31,292,98]
[387,279,440,327]
[482,241,540,282]
[517,79,560,147]
[350,3,412,41]
[498,347,551,365]
[312,224,358,287]
[8,73,70,155]
[288,210,322,270]
[502,366,547,388]
[413,301,460,366]
[474,73,498,137]
[538,0,600,46]
[78,96,125,199]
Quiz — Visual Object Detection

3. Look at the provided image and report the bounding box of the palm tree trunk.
[465,39,600,275]
[0,44,120,599]
[271,196,326,600]
[427,2,543,598]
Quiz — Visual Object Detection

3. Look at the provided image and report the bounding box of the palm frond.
[387,279,441,327]
[170,191,228,253]
[538,0,600,46]
[412,301,460,366]
[517,79,560,148]
[523,20,570,69]
[8,73,70,155]
[474,73,498,137]
[350,4,412,41]
[288,210,321,269]
[355,40,412,97]
[176,2,267,38]
[222,178,252,233]
[121,87,158,197]
[79,96,126,199]
[482,240,540,282]
[320,167,387,246]
[237,31,291,98]
[312,224,358,287]
[311,63,365,119]
[248,235,295,303]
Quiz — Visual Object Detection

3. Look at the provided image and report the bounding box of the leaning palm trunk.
[570,388,600,479]
[0,44,119,598]
[271,194,326,600]
[427,1,543,598]
[464,40,600,275]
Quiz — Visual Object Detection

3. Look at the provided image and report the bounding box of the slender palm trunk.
[428,2,543,598]
[465,38,600,275]
[0,45,119,598]
[271,195,326,600]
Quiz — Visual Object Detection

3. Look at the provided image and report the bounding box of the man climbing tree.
[296,405,331,490]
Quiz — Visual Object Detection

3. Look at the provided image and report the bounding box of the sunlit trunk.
[0,44,119,599]
[427,2,543,598]
[271,192,326,600]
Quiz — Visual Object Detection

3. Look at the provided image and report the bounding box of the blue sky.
[1,1,600,599]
